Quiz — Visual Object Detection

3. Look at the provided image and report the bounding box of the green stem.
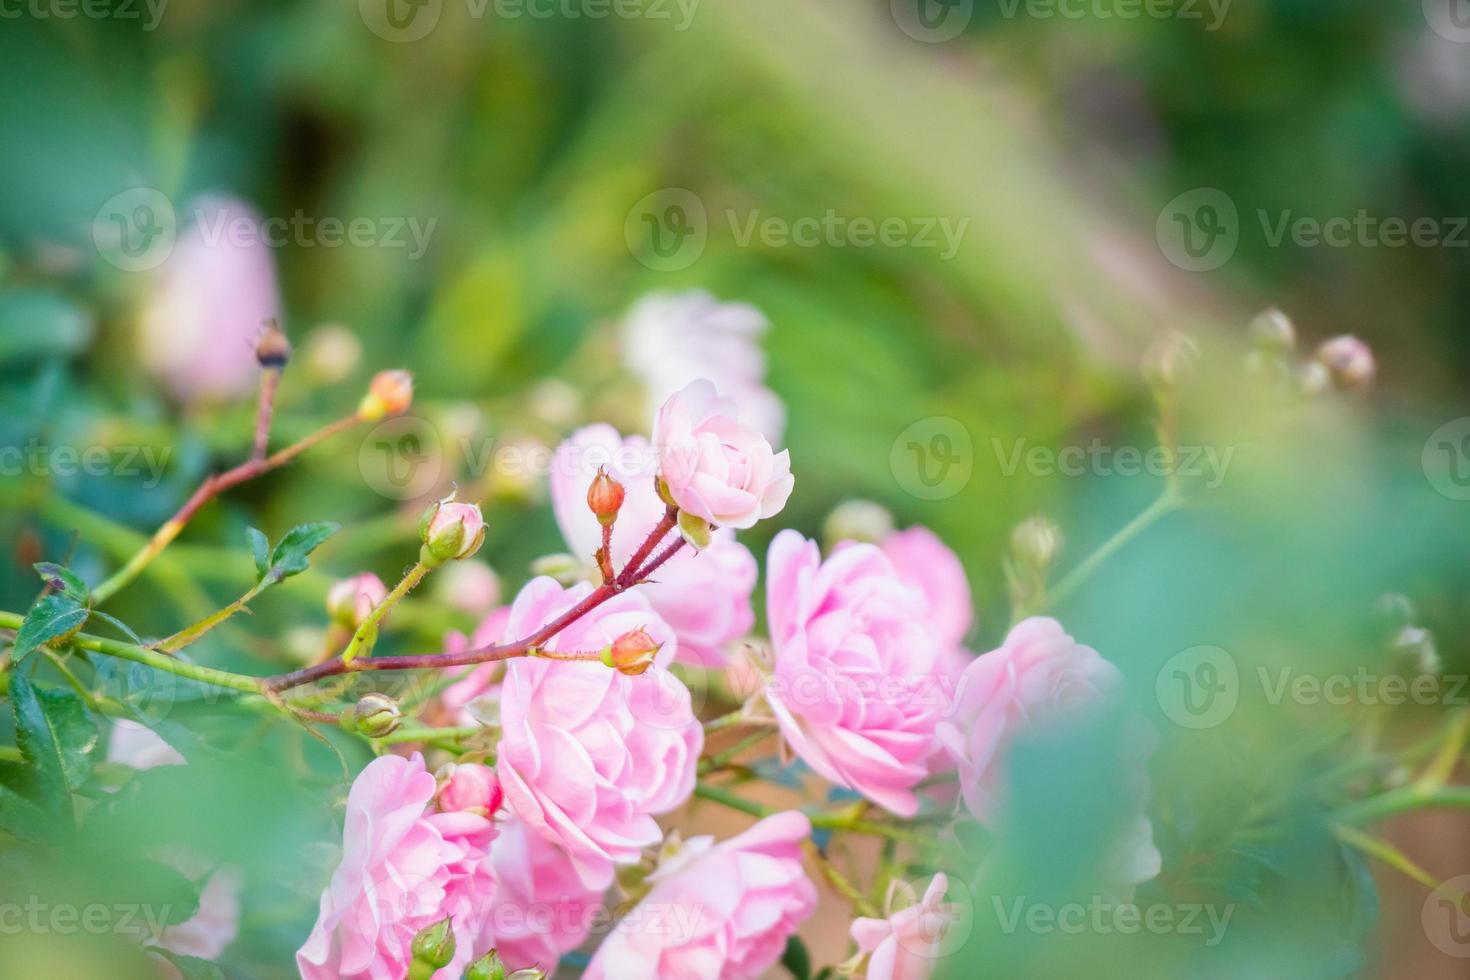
[1335,824,1440,889]
[699,728,775,774]
[702,708,755,733]
[375,724,485,747]
[1042,489,1183,614]
[0,746,21,763]
[1336,784,1470,826]
[1416,708,1470,795]
[343,561,431,664]
[157,581,267,654]
[0,611,264,697]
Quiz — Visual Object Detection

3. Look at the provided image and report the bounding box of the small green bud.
[464,949,506,980]
[346,692,402,738]
[677,510,711,551]
[411,916,456,970]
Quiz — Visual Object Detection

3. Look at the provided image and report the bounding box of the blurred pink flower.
[550,423,757,666]
[436,561,501,615]
[584,811,816,979]
[108,720,185,770]
[297,753,497,979]
[154,864,243,961]
[880,526,973,655]
[621,290,785,443]
[326,573,388,630]
[850,874,959,980]
[488,816,606,971]
[495,578,703,889]
[764,531,945,818]
[137,195,281,402]
[653,380,793,530]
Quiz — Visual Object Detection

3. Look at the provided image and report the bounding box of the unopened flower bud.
[1392,625,1440,677]
[410,916,456,970]
[465,950,507,980]
[1315,335,1375,391]
[420,496,487,565]
[507,969,547,979]
[677,510,711,551]
[529,553,585,586]
[438,762,503,816]
[359,369,414,421]
[255,320,292,369]
[587,468,625,527]
[823,500,894,546]
[301,324,361,384]
[1010,516,1062,571]
[1248,308,1296,353]
[347,693,402,738]
[1141,331,1199,391]
[601,628,660,676]
[326,573,388,630]
[1297,360,1332,397]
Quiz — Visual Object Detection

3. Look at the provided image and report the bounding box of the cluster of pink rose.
[284,371,1158,979]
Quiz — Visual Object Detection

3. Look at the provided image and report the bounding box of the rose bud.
[1248,307,1296,353]
[1315,335,1375,391]
[358,369,414,420]
[255,319,292,369]
[438,762,503,816]
[587,467,625,527]
[1298,359,1332,397]
[601,627,661,676]
[409,916,456,971]
[465,950,506,980]
[1141,330,1198,391]
[346,693,402,738]
[325,573,388,630]
[419,496,487,565]
[822,499,894,546]
[1010,515,1063,572]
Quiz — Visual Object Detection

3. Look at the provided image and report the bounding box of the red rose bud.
[410,916,456,970]
[255,320,292,368]
[438,763,503,816]
[587,467,625,527]
[347,693,402,738]
[326,572,388,629]
[420,497,487,565]
[1315,335,1375,391]
[359,369,414,420]
[601,628,660,676]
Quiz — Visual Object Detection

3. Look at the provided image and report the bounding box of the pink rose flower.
[764,531,945,818]
[495,577,703,889]
[488,816,607,971]
[550,424,757,666]
[154,863,243,961]
[438,763,503,816]
[880,526,973,655]
[850,874,959,980]
[583,811,817,980]
[108,720,185,770]
[621,290,786,443]
[137,195,281,402]
[438,606,512,725]
[297,753,497,979]
[653,380,793,530]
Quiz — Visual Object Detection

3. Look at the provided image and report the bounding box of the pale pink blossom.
[436,561,501,615]
[880,526,973,655]
[488,816,606,970]
[438,763,503,816]
[495,577,702,889]
[108,720,185,771]
[327,573,389,630]
[155,864,243,961]
[850,874,959,980]
[137,195,281,402]
[297,753,497,979]
[653,380,793,530]
[764,531,945,818]
[550,424,757,666]
[621,290,785,443]
[584,811,817,980]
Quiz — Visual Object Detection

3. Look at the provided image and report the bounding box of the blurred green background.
[2,1,1470,977]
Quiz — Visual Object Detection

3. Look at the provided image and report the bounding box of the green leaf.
[148,951,226,980]
[34,562,89,601]
[11,592,89,664]
[0,779,49,839]
[264,521,340,583]
[8,674,98,818]
[246,527,270,580]
[0,288,95,362]
[781,935,812,980]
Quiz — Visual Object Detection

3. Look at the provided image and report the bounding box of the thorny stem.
[252,367,282,462]
[157,579,270,654]
[342,562,431,664]
[91,411,366,605]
